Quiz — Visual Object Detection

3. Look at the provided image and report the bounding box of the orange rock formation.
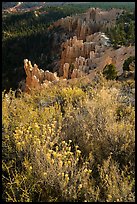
[59,32,135,79]
[22,8,134,91]
[24,59,59,93]
[53,8,123,41]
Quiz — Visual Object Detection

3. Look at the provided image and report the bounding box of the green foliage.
[2,76,135,202]
[106,11,135,47]
[103,64,118,80]
[123,56,135,71]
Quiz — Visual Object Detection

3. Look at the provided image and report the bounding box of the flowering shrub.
[2,75,135,202]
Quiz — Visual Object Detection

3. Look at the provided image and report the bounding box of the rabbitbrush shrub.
[2,75,135,202]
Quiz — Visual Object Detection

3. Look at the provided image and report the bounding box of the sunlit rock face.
[24,59,59,92]
[59,30,135,79]
[23,8,135,91]
[53,8,123,40]
[49,8,122,69]
[47,7,134,80]
[63,63,70,79]
[59,33,112,78]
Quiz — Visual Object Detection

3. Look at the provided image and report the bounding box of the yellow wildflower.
[78,184,83,190]
[43,172,47,177]
[65,173,69,183]
[58,160,63,168]
[29,166,32,170]
[108,194,112,199]
[76,150,81,154]
[46,153,51,161]
[67,160,71,166]
[51,159,54,164]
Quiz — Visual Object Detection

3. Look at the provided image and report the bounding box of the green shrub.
[103,64,118,80]
[123,56,135,71]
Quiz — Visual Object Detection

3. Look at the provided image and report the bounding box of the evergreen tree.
[103,64,118,80]
[123,56,135,71]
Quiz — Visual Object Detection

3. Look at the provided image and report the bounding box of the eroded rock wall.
[53,8,123,41]
[23,8,134,91]
[24,59,59,93]
[59,31,135,80]
[47,8,124,77]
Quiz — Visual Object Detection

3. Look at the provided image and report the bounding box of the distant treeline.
[80,2,135,11]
